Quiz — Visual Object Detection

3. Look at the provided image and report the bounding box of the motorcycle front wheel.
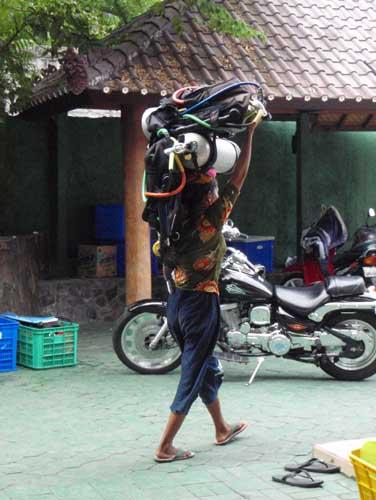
[112,302,181,374]
[320,312,376,380]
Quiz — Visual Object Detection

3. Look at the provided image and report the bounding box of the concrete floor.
[1,322,373,500]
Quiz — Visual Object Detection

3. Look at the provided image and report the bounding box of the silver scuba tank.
[178,133,240,174]
[141,107,159,139]
[212,138,240,174]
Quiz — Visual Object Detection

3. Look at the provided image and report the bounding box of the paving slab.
[0,322,373,499]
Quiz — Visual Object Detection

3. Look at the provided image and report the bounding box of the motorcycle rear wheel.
[280,272,305,287]
[320,312,376,380]
[113,303,181,374]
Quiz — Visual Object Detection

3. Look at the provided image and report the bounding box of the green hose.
[182,114,212,128]
[157,128,169,138]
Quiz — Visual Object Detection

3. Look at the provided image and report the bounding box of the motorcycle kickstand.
[245,357,265,386]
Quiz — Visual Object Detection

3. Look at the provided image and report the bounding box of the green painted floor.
[1,322,373,500]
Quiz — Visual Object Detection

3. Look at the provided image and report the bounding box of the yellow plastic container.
[350,448,376,500]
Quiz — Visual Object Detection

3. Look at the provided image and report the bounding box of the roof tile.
[28,0,376,112]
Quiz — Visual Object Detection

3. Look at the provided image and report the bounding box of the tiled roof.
[27,0,376,113]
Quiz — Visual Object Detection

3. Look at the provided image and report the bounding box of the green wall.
[0,118,49,235]
[231,121,297,265]
[301,128,376,248]
[57,116,123,262]
[232,121,376,266]
[1,114,376,273]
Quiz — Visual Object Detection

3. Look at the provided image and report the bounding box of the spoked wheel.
[280,272,305,287]
[321,312,376,380]
[113,302,181,374]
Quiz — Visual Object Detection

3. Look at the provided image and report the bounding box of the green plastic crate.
[17,322,78,369]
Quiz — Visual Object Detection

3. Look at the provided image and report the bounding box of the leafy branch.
[0,0,266,120]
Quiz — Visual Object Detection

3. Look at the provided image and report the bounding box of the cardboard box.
[78,245,117,278]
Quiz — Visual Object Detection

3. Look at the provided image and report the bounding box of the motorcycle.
[283,206,376,287]
[113,227,376,382]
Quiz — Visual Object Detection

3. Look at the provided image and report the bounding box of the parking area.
[1,322,373,499]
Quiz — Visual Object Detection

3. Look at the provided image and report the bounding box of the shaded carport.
[17,0,376,303]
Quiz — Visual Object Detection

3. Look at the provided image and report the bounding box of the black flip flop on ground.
[284,458,340,474]
[272,470,324,488]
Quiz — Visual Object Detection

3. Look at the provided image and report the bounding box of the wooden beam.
[19,87,376,126]
[269,97,376,114]
[336,113,348,129]
[121,103,151,304]
[362,114,374,128]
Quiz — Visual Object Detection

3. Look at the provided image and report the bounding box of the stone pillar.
[121,101,151,304]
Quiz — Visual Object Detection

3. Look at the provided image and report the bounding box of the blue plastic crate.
[227,236,275,272]
[0,316,18,373]
[95,204,125,242]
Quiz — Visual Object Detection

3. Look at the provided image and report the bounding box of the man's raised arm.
[230,118,262,191]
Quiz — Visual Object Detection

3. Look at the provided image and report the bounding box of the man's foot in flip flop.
[154,446,195,463]
[215,421,248,446]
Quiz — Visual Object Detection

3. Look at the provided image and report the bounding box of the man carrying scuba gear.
[154,113,263,463]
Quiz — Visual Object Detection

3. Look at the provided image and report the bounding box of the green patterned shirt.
[173,182,239,294]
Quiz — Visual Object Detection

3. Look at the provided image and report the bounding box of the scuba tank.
[168,133,240,174]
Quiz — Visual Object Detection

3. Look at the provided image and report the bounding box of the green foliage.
[188,0,267,42]
[0,0,265,118]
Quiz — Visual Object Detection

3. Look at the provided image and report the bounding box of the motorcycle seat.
[275,283,330,317]
[325,275,365,298]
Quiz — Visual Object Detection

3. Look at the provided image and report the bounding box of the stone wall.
[0,234,44,315]
[38,278,126,322]
[37,276,168,322]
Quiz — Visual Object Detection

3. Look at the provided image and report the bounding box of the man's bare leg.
[206,398,247,443]
[155,412,191,459]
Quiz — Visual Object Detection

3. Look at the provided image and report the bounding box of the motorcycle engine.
[221,303,292,354]
[227,330,247,349]
[221,303,249,349]
[249,305,271,326]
